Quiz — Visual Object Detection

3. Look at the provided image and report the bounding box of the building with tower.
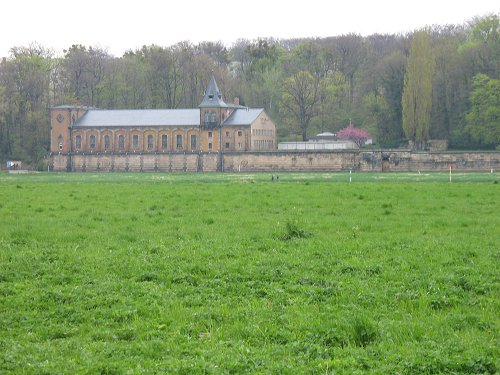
[50,75,276,159]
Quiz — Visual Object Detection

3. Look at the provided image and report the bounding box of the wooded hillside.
[0,15,498,165]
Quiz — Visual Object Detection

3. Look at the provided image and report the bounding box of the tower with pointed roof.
[198,74,234,153]
[199,74,232,130]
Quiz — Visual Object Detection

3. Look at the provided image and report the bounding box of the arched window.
[147,135,153,150]
[75,135,82,150]
[176,134,182,149]
[118,135,125,150]
[133,135,139,150]
[161,135,168,151]
[104,135,110,151]
[90,135,96,149]
[190,135,197,150]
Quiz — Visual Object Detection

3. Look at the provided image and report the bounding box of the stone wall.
[49,150,500,173]
[69,153,207,172]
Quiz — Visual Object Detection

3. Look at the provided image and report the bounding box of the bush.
[278,219,312,240]
[35,159,48,171]
[352,317,379,347]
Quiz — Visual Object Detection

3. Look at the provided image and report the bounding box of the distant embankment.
[50,150,500,172]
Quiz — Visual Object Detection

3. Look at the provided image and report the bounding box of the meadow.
[0,172,498,373]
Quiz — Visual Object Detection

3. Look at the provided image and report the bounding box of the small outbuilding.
[6,161,22,170]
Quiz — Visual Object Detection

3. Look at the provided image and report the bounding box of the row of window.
[226,131,243,138]
[74,130,246,150]
[76,134,196,151]
[204,112,217,124]
[205,131,243,138]
[72,133,246,152]
[253,140,274,150]
[252,128,274,136]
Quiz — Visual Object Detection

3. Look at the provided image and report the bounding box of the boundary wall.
[49,150,500,172]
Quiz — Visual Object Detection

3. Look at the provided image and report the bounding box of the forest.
[0,14,498,165]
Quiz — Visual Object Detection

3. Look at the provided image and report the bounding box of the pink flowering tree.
[337,124,370,148]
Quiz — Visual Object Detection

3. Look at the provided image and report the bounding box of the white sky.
[2,0,498,57]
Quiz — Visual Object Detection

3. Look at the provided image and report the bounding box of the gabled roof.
[199,75,228,108]
[74,109,200,127]
[223,108,263,126]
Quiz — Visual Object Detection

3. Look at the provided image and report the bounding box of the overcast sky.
[2,0,498,57]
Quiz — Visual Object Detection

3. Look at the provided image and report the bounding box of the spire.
[199,74,227,108]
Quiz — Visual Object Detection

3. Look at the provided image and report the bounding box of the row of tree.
[0,14,498,164]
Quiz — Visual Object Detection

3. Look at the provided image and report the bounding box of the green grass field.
[0,172,498,373]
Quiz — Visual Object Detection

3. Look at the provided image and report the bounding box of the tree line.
[0,14,498,165]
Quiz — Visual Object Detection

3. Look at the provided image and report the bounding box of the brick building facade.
[50,75,276,156]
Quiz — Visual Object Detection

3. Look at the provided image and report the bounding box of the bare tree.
[281,70,322,140]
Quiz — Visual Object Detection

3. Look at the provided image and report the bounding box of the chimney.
[234,97,240,106]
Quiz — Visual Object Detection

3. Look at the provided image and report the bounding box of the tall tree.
[289,40,325,77]
[245,39,282,81]
[465,73,500,147]
[402,30,435,149]
[429,27,466,141]
[62,45,89,103]
[362,50,406,146]
[329,34,366,106]
[281,70,322,140]
[0,84,9,157]
[2,45,52,162]
[230,39,252,78]
[469,14,500,78]
[197,41,228,67]
[62,45,111,107]
[317,71,349,132]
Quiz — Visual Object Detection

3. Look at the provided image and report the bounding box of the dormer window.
[208,94,214,100]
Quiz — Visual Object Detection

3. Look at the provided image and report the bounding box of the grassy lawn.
[0,172,498,373]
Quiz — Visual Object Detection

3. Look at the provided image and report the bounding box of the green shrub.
[352,316,379,347]
[278,219,312,240]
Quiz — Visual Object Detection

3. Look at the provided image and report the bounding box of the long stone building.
[50,75,276,159]
[49,75,500,173]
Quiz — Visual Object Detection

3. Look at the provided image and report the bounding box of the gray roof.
[52,105,94,110]
[199,75,228,108]
[72,107,263,128]
[223,108,263,126]
[74,109,200,127]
